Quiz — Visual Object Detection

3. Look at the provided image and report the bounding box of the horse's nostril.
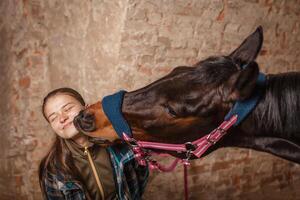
[77,110,94,121]
[74,110,96,132]
[82,112,94,122]
[78,110,84,118]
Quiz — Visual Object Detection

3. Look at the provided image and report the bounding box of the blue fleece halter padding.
[224,65,266,126]
[102,90,132,138]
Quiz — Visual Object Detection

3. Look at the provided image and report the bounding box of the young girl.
[39,87,148,200]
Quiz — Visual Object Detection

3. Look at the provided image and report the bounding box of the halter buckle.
[206,133,216,145]
[216,127,227,135]
[206,127,227,144]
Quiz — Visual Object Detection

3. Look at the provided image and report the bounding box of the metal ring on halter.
[183,150,192,165]
[185,150,192,159]
[127,138,138,146]
[184,149,192,161]
[183,142,196,161]
[185,142,196,151]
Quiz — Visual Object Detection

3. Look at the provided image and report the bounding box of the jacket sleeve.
[43,170,89,200]
[44,172,88,200]
[108,142,149,200]
[123,158,149,199]
[43,172,66,200]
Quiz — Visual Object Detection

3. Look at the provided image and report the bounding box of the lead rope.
[184,164,189,200]
[84,147,105,200]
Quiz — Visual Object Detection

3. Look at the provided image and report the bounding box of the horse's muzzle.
[73,110,96,133]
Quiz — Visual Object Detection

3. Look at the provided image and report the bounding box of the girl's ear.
[229,26,263,67]
[224,61,259,101]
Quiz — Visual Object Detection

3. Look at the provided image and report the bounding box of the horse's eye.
[165,104,177,117]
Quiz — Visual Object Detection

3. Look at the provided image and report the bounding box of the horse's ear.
[229,26,263,67]
[225,61,259,101]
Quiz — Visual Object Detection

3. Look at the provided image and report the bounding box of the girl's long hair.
[39,88,91,199]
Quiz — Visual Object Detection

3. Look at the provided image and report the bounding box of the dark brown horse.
[74,26,300,164]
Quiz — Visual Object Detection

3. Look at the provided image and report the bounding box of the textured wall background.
[0,0,299,199]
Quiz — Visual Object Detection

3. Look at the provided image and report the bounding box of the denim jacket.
[43,143,149,200]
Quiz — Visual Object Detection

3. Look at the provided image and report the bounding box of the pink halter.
[123,114,238,170]
[123,115,237,200]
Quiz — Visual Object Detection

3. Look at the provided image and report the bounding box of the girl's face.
[44,94,84,139]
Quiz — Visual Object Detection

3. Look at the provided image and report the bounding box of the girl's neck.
[72,133,91,147]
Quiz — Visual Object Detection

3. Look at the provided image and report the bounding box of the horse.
[73,26,300,164]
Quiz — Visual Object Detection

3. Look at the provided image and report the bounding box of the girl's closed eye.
[65,106,74,112]
[50,116,57,123]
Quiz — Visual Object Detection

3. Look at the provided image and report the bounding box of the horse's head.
[74,26,263,143]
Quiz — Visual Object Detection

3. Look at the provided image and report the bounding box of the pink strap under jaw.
[192,115,238,157]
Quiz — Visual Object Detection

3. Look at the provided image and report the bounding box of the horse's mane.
[253,72,300,142]
[193,57,299,143]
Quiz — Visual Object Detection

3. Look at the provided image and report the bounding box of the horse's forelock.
[192,56,238,85]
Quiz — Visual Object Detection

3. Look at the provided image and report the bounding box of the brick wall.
[0,0,299,199]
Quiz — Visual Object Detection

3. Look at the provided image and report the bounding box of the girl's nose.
[59,112,69,123]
